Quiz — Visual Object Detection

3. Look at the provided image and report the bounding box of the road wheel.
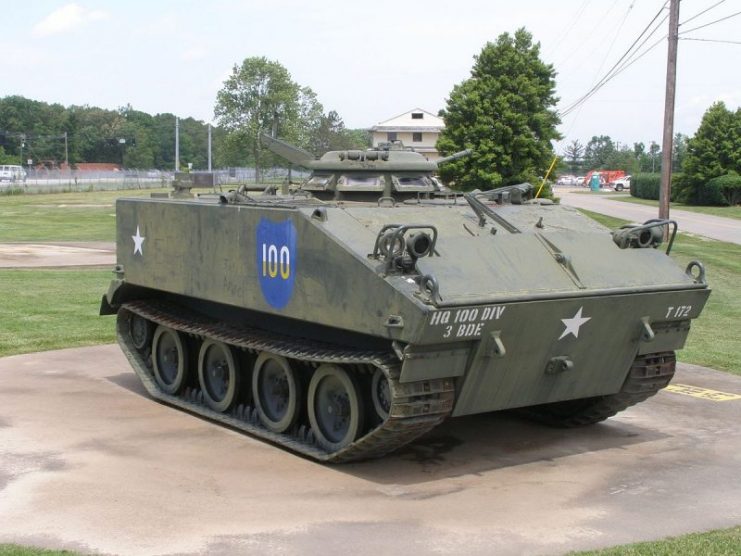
[371,368,391,421]
[252,353,300,433]
[129,313,152,351]
[308,364,364,451]
[152,325,189,395]
[198,340,240,412]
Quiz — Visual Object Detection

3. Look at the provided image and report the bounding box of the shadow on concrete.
[106,371,149,396]
[339,411,667,485]
[105,371,667,485]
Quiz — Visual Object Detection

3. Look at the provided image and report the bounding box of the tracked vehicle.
[101,138,710,462]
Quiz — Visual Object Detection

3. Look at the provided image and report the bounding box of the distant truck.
[610,175,631,191]
[582,170,626,189]
[0,165,26,184]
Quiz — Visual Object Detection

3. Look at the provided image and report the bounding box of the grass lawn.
[0,546,76,556]
[0,188,168,242]
[609,195,741,221]
[0,268,115,357]
[580,209,740,374]
[570,526,741,555]
[3,527,740,556]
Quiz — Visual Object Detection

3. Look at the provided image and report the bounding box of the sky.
[0,0,739,154]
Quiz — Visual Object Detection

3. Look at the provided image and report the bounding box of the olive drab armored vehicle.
[101,136,710,462]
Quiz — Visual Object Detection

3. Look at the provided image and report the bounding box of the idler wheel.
[252,353,300,433]
[152,325,189,395]
[308,364,364,451]
[198,340,240,412]
[129,313,152,351]
[371,368,391,421]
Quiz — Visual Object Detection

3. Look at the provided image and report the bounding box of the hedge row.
[630,173,661,200]
[630,173,685,201]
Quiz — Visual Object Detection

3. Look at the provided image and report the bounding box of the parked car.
[556,175,580,185]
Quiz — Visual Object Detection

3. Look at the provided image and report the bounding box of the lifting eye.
[379,229,405,257]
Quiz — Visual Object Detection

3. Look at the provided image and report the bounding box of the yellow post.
[536,156,559,198]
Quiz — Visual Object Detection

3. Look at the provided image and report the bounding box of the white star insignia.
[559,306,591,340]
[132,225,145,255]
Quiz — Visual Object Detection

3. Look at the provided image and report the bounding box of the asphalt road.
[556,188,741,245]
[1,345,740,556]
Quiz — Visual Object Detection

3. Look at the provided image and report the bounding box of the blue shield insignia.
[256,218,297,309]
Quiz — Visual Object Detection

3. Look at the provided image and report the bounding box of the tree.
[678,102,741,203]
[648,141,661,172]
[584,135,615,169]
[292,86,324,150]
[306,110,368,155]
[0,146,17,165]
[214,57,301,181]
[0,95,217,170]
[672,132,689,172]
[344,128,372,149]
[563,140,584,173]
[436,28,561,190]
[604,146,638,174]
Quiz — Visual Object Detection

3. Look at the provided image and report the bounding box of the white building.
[370,108,444,160]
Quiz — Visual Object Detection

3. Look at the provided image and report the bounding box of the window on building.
[411,112,424,119]
[387,132,397,141]
[412,132,423,142]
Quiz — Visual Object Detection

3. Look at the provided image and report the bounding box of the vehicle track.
[118,300,455,462]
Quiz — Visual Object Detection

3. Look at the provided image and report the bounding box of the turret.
[260,133,464,200]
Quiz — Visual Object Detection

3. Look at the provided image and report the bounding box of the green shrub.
[698,173,741,206]
[630,173,661,200]
[672,172,693,203]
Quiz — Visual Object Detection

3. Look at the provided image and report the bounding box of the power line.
[679,9,741,34]
[679,0,727,26]
[559,1,668,115]
[554,0,621,69]
[559,0,635,137]
[0,129,66,141]
[680,37,741,45]
[559,2,670,117]
[561,33,668,118]
[598,1,637,78]
[606,0,738,76]
[546,0,592,60]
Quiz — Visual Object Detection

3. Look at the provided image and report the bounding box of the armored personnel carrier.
[101,138,710,462]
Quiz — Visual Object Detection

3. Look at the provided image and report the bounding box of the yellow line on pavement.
[665,384,741,402]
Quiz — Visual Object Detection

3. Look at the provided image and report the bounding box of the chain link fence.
[0,167,310,195]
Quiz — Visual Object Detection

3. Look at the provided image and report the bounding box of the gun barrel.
[260,133,316,167]
[436,149,472,166]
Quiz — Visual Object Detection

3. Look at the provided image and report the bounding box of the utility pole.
[64,132,69,166]
[659,0,680,223]
[175,116,180,172]
[207,123,212,172]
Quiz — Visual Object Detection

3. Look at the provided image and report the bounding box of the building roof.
[372,126,443,133]
[371,108,444,131]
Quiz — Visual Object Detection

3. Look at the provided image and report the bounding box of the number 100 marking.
[262,243,291,279]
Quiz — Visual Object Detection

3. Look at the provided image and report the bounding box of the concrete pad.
[0,242,115,268]
[1,345,740,555]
